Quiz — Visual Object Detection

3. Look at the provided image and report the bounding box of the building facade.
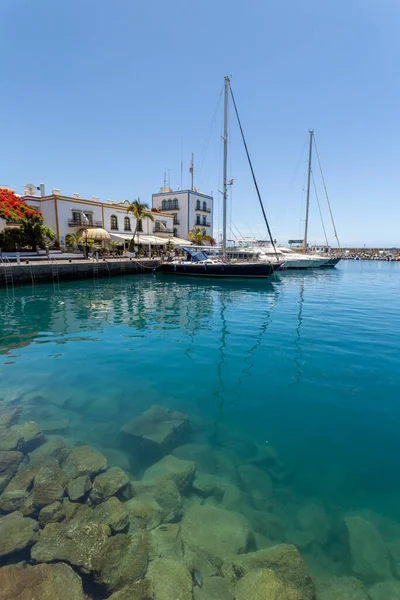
[151,187,213,241]
[22,188,175,246]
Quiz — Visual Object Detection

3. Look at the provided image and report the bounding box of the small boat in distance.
[159,77,285,279]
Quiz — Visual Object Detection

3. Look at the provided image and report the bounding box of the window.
[173,198,178,209]
[110,215,118,230]
[173,214,178,225]
[203,201,207,211]
[83,212,93,224]
[174,228,178,237]
[196,200,200,210]
[124,217,131,231]
[137,221,143,232]
[167,199,172,209]
[162,200,166,210]
[72,211,81,224]
[196,215,201,225]
[202,215,206,225]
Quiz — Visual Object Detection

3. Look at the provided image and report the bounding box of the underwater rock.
[242,507,285,541]
[0,406,22,428]
[94,530,149,592]
[32,462,66,507]
[125,493,163,531]
[94,496,129,533]
[181,504,251,574]
[142,455,195,493]
[0,489,30,513]
[31,504,111,573]
[130,478,183,523]
[61,445,107,480]
[12,421,46,453]
[121,405,190,468]
[316,576,370,600]
[0,461,44,512]
[0,562,86,600]
[193,473,232,501]
[0,511,39,558]
[90,466,129,504]
[249,443,279,469]
[85,397,120,420]
[146,558,193,600]
[149,523,183,561]
[38,500,65,525]
[343,515,392,581]
[193,575,234,600]
[0,450,23,493]
[103,448,131,472]
[369,580,400,600]
[388,539,400,578]
[172,443,217,474]
[235,568,302,600]
[67,474,92,502]
[222,545,315,600]
[40,419,70,435]
[107,580,154,600]
[295,502,331,547]
[0,427,24,451]
[29,436,68,465]
[237,464,274,511]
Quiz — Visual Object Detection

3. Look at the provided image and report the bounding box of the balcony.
[154,227,174,234]
[194,222,211,228]
[68,219,103,228]
[195,205,211,213]
[158,204,179,211]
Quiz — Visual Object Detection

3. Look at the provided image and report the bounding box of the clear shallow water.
[1,262,400,537]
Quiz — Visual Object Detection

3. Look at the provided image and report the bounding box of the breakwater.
[0,258,160,287]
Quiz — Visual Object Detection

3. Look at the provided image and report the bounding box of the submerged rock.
[67,474,92,502]
[147,557,193,600]
[369,580,400,600]
[0,562,85,600]
[0,511,39,558]
[181,505,251,575]
[316,576,370,600]
[193,575,234,600]
[235,568,302,600]
[32,462,66,507]
[149,523,183,561]
[94,496,129,533]
[94,531,149,592]
[31,504,111,573]
[130,478,183,523]
[223,544,315,600]
[172,443,217,474]
[121,405,190,468]
[62,445,107,480]
[40,419,70,435]
[0,427,24,452]
[125,493,163,531]
[0,450,23,493]
[343,515,392,581]
[12,421,46,453]
[38,500,65,525]
[29,436,68,465]
[90,466,129,504]
[193,473,232,501]
[0,406,22,428]
[237,463,274,511]
[107,580,154,600]
[142,455,195,493]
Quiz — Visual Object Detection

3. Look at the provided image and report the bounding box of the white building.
[151,187,214,241]
[21,186,175,248]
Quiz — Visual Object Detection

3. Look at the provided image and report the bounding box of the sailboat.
[158,77,285,278]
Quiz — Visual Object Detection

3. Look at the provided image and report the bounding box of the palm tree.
[127,199,155,250]
[65,233,81,248]
[188,226,216,246]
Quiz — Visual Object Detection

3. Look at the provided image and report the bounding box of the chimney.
[40,183,46,197]
[73,193,80,199]
[52,188,60,196]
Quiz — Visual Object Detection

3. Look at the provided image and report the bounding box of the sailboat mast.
[222,76,230,262]
[303,129,313,253]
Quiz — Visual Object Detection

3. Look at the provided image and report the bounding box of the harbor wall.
[0,259,160,288]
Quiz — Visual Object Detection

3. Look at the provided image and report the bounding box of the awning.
[166,236,192,247]
[110,233,133,243]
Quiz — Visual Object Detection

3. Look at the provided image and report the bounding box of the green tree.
[127,199,155,250]
[188,226,216,246]
[65,233,81,248]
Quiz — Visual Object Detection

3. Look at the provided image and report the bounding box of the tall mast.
[190,153,194,190]
[222,76,229,261]
[303,129,313,253]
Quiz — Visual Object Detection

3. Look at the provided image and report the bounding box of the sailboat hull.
[158,262,283,278]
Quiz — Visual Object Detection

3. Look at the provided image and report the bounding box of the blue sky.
[1,0,399,247]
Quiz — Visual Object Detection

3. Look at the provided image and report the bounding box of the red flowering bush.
[0,188,43,224]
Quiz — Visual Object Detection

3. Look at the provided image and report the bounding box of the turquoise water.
[1,262,400,576]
